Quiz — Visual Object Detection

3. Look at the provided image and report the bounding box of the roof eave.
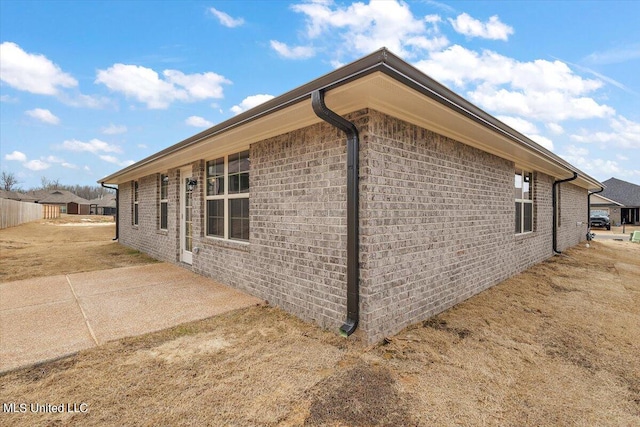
[99,48,602,191]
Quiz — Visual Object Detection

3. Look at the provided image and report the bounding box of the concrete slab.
[0,263,263,373]
[69,263,197,297]
[0,276,72,310]
[0,300,94,372]
[73,273,262,344]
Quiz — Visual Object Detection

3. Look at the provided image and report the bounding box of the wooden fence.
[0,198,60,229]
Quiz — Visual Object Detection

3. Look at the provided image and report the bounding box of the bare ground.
[0,215,156,283]
[0,219,639,426]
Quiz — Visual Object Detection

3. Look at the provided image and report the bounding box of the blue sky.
[1,0,639,189]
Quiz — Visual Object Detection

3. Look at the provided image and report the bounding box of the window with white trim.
[515,170,533,234]
[133,181,139,226]
[206,150,249,241]
[159,174,168,230]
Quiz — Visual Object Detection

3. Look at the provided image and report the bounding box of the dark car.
[590,214,611,230]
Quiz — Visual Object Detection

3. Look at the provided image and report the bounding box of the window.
[206,150,249,241]
[133,181,139,226]
[159,174,168,230]
[515,170,533,234]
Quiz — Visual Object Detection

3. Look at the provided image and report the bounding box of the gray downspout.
[552,172,578,254]
[587,187,604,229]
[101,183,119,241]
[311,90,359,337]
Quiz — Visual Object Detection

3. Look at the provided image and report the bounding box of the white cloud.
[564,145,589,157]
[59,93,112,109]
[527,134,554,151]
[570,116,640,149]
[231,94,275,115]
[25,108,60,125]
[546,123,564,135]
[185,116,214,128]
[4,151,27,162]
[496,115,538,135]
[24,159,50,171]
[99,155,135,167]
[209,7,244,28]
[270,40,316,59]
[496,115,553,150]
[418,45,603,94]
[58,138,122,154]
[95,64,230,109]
[289,0,449,60]
[163,70,229,100]
[449,13,513,41]
[0,42,77,95]
[560,145,640,181]
[416,45,614,122]
[44,155,64,163]
[1,94,19,103]
[424,0,456,14]
[44,155,77,169]
[468,85,614,122]
[101,124,128,135]
[584,44,640,65]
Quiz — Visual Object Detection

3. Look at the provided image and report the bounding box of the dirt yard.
[0,215,156,283]
[592,224,640,236]
[1,219,639,426]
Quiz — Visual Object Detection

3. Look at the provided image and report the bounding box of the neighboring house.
[100,49,602,343]
[591,178,640,225]
[0,189,38,203]
[35,190,91,214]
[89,195,117,216]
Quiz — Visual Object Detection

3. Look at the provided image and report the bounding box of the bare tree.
[32,176,113,199]
[1,171,20,191]
[40,176,61,190]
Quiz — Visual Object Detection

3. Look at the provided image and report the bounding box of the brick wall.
[556,181,589,251]
[118,169,179,263]
[117,108,589,343]
[248,114,365,330]
[358,110,586,342]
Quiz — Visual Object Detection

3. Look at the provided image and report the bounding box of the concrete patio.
[0,263,263,372]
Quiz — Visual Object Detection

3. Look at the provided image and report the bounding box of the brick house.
[100,49,602,343]
[590,178,640,226]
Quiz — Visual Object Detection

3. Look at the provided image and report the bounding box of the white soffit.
[590,193,622,205]
[104,71,598,189]
[349,73,589,185]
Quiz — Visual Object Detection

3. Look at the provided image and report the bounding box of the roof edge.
[99,47,602,190]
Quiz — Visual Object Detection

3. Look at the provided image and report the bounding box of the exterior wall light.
[187,179,198,192]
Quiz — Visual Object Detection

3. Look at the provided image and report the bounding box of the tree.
[1,171,20,191]
[40,176,61,190]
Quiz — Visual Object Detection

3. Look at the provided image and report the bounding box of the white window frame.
[133,181,139,226]
[159,174,168,230]
[205,150,249,242]
[515,169,533,235]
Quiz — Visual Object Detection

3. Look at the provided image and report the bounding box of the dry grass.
[593,224,640,235]
[1,221,639,426]
[0,215,156,283]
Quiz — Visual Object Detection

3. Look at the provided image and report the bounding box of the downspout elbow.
[101,182,119,241]
[587,186,604,228]
[311,90,360,337]
[552,172,578,254]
